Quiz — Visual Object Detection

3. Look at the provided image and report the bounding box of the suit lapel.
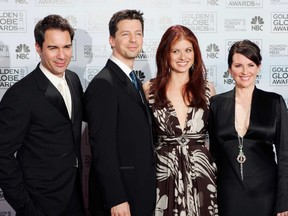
[107,60,143,105]
[65,74,75,122]
[34,65,70,120]
[106,60,154,157]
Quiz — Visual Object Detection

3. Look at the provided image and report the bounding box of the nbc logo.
[206,43,219,58]
[15,44,30,59]
[251,16,264,31]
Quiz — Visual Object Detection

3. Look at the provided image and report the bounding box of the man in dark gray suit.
[84,9,156,216]
[0,15,84,216]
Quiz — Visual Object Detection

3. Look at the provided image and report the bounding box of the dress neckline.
[168,101,189,133]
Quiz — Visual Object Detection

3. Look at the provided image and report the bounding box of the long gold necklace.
[235,100,251,181]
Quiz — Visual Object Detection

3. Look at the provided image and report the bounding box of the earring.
[191,64,194,71]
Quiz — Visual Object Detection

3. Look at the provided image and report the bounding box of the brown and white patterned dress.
[148,83,218,216]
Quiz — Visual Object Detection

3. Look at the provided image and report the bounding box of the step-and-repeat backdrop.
[0,0,287,215]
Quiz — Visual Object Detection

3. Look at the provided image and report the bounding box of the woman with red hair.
[143,25,218,216]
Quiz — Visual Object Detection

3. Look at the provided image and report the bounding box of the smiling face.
[109,19,143,68]
[229,53,261,89]
[169,39,194,74]
[36,29,72,78]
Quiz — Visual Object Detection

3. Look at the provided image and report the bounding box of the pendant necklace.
[237,135,246,181]
[235,99,251,181]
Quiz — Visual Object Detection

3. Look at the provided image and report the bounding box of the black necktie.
[129,70,139,91]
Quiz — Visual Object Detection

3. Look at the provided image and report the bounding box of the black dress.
[208,87,288,216]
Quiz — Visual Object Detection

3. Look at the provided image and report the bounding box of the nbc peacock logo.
[15,44,30,59]
[134,70,145,84]
[206,43,219,59]
[251,16,264,31]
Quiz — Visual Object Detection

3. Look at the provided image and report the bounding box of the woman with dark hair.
[208,40,288,216]
[143,25,218,215]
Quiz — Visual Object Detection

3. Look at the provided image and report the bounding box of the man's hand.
[111,202,131,216]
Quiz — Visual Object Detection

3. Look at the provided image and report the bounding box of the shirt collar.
[40,63,66,88]
[110,55,133,80]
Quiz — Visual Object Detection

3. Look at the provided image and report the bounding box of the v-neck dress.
[148,82,218,216]
[208,87,288,216]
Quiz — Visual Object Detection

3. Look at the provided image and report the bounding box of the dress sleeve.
[274,95,288,213]
[208,96,218,162]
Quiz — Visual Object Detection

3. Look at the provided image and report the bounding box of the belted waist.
[155,134,206,147]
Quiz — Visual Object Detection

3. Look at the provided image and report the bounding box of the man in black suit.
[0,15,84,216]
[84,9,156,216]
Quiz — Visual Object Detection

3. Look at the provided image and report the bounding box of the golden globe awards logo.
[271,13,288,32]
[226,0,263,7]
[270,65,288,85]
[0,67,28,88]
[83,66,101,84]
[36,0,75,6]
[180,12,217,32]
[138,40,159,61]
[225,39,262,59]
[0,11,26,32]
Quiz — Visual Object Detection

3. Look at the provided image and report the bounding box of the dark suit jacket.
[208,87,288,215]
[84,59,156,216]
[0,64,83,216]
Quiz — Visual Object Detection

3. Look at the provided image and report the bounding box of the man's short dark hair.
[109,9,144,37]
[34,14,74,48]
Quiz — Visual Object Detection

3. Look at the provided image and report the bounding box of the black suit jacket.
[84,59,156,216]
[0,64,83,216]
